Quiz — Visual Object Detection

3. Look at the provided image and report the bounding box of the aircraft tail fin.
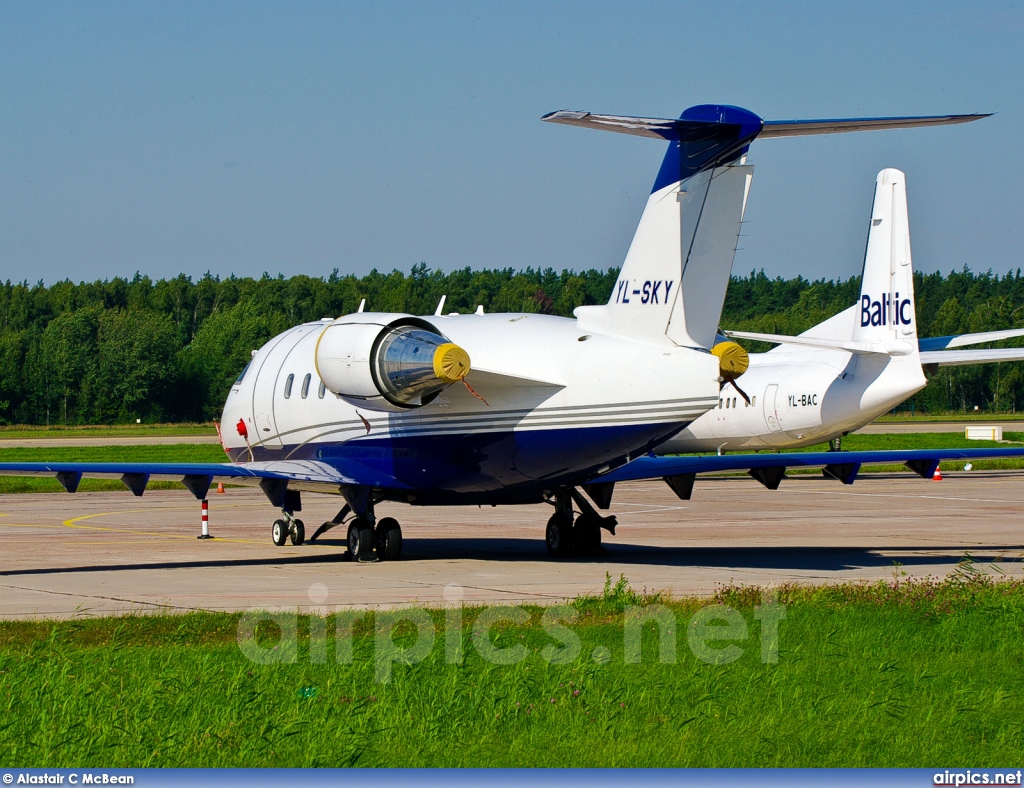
[592,162,754,348]
[570,105,760,347]
[852,168,918,343]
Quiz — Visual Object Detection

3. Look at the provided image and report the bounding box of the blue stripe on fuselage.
[227,422,688,496]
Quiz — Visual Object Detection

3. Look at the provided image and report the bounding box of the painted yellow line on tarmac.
[63,510,262,544]
[61,508,334,548]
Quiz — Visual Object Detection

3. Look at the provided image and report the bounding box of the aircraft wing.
[920,348,1024,367]
[590,447,1024,487]
[0,459,409,498]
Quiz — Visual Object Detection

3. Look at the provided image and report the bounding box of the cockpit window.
[234,361,252,385]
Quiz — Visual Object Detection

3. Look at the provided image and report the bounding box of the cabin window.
[284,373,294,399]
[732,398,737,409]
[318,380,326,399]
[752,396,756,407]
[718,398,723,409]
[301,373,311,399]
[725,399,730,409]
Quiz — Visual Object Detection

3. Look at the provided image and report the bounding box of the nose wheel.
[270,514,305,546]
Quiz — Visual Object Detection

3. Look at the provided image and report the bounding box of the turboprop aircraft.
[658,166,1024,459]
[2,105,1020,560]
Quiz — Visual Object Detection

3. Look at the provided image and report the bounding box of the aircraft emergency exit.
[1,106,1013,560]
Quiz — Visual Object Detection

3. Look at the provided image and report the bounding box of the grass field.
[0,571,1021,767]
[0,444,228,494]
[874,413,1024,423]
[0,423,217,439]
[779,432,1024,473]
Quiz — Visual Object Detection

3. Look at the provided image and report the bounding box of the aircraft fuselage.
[221,312,721,503]
[661,346,926,453]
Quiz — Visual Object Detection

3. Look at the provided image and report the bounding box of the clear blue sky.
[2,1,1022,286]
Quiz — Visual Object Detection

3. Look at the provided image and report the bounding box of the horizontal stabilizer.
[920,348,1024,367]
[919,328,1024,351]
[541,110,703,140]
[759,114,990,138]
[725,329,913,356]
[542,110,989,141]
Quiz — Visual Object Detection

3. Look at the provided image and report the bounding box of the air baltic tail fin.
[726,168,923,357]
[853,168,918,344]
[544,107,988,348]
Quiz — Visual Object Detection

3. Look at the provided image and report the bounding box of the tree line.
[1,263,1023,425]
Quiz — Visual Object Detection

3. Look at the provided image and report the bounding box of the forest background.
[2,263,1023,425]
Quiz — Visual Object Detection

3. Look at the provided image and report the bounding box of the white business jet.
[3,106,1017,560]
[659,167,1024,460]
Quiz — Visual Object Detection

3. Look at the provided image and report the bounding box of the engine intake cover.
[315,316,471,411]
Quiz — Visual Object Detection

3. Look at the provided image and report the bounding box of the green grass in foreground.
[1,570,1022,766]
[0,444,228,493]
[0,423,216,439]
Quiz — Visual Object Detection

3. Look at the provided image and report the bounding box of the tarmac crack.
[0,581,213,614]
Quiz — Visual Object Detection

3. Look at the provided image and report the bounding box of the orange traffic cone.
[216,482,225,494]
[932,465,943,481]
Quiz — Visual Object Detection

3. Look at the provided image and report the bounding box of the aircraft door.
[763,383,782,432]
[250,329,302,450]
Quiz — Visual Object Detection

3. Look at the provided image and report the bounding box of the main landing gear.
[544,489,617,559]
[288,502,405,562]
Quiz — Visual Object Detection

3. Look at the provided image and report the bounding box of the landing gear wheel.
[347,518,377,562]
[545,513,574,558]
[572,515,603,555]
[289,519,305,546]
[272,519,289,546]
[375,517,403,561]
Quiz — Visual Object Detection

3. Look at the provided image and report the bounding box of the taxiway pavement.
[1,472,1022,619]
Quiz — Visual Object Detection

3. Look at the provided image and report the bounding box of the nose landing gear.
[271,512,305,546]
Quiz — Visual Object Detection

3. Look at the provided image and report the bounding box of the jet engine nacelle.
[315,314,471,412]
